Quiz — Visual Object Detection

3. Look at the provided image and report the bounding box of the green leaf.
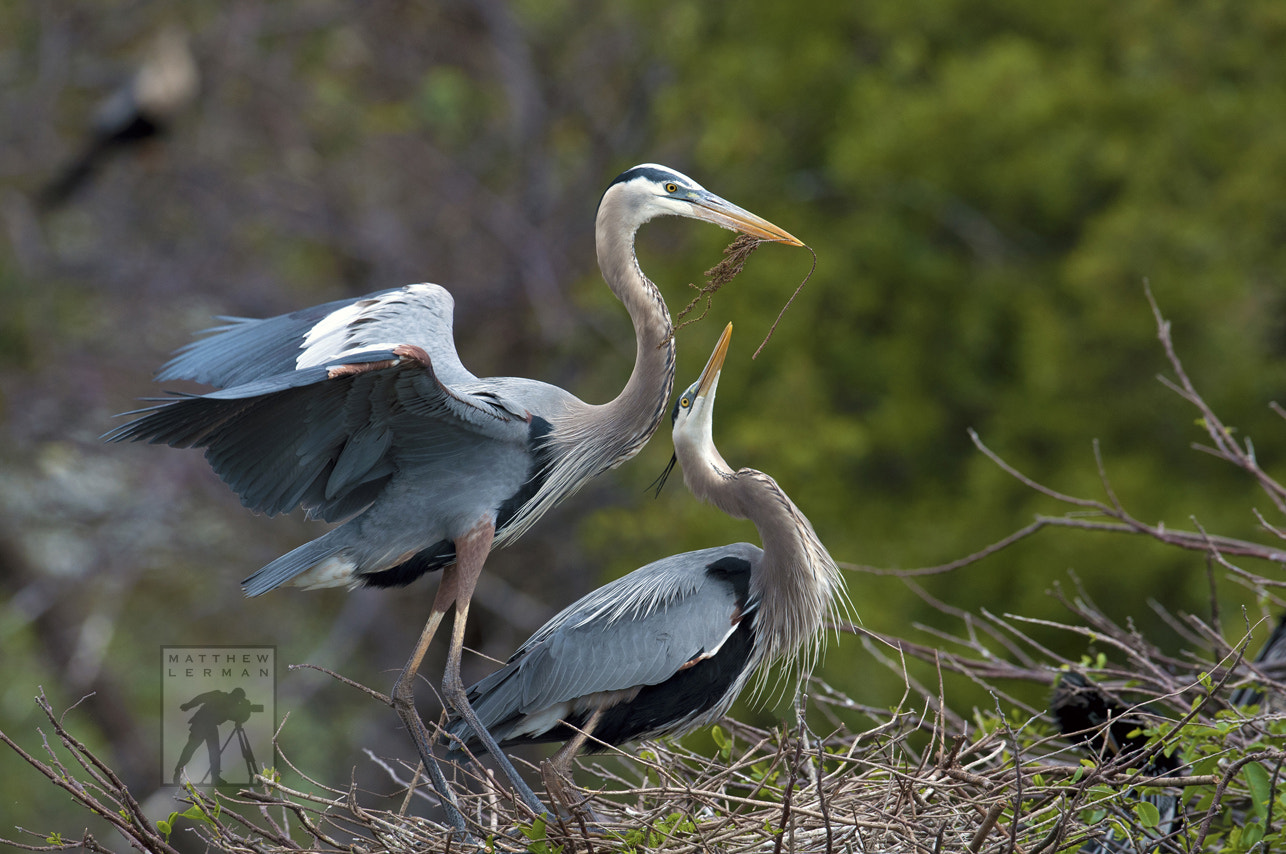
[520,818,548,842]
[1245,761,1272,819]
[1133,799,1161,829]
[1193,755,1220,777]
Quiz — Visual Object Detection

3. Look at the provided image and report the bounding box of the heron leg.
[442,519,550,818]
[550,708,601,778]
[542,710,604,822]
[390,572,468,835]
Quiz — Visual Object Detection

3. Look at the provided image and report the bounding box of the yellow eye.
[680,397,691,408]
[665,182,678,193]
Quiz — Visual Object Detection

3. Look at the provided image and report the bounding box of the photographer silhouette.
[172,687,262,785]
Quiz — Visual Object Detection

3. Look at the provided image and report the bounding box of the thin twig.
[753,244,818,359]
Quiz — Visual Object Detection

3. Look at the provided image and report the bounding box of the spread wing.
[465,544,760,725]
[157,284,473,389]
[107,345,531,522]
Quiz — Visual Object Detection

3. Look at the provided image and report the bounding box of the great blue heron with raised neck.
[445,323,849,794]
[108,165,803,820]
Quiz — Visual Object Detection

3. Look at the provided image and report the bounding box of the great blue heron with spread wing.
[108,165,802,818]
[445,324,849,792]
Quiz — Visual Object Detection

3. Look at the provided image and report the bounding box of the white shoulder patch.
[296,301,367,369]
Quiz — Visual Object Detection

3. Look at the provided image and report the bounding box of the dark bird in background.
[40,26,198,209]
[1054,619,1286,853]
[108,164,803,821]
[1231,613,1286,710]
[1051,672,1182,774]
[1051,671,1184,854]
[446,323,849,794]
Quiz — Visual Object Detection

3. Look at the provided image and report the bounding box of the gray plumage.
[459,543,761,748]
[447,324,850,758]
[107,165,802,598]
[107,164,803,819]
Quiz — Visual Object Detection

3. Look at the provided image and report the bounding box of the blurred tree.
[3,0,1286,834]
[589,0,1286,719]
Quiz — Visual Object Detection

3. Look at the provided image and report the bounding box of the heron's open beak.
[691,193,804,246]
[696,322,733,398]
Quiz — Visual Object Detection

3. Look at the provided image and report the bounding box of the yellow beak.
[696,322,733,397]
[690,194,804,247]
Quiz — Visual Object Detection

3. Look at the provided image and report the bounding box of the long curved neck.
[573,198,676,466]
[495,192,678,547]
[680,448,844,676]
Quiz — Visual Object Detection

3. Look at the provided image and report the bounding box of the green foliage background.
[2,0,1285,837]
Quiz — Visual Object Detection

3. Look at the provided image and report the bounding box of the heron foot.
[539,761,612,833]
[443,683,551,819]
[390,676,476,841]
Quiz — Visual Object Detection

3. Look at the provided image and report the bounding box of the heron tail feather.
[241,537,355,596]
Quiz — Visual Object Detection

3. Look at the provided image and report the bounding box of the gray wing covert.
[108,346,531,522]
[473,547,753,719]
[158,284,473,389]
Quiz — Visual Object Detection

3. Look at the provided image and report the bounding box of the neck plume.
[680,450,849,689]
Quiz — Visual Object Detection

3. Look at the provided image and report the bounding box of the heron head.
[651,323,732,497]
[603,164,803,245]
[672,320,731,429]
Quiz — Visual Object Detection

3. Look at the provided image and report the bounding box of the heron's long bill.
[692,194,804,246]
[696,322,733,397]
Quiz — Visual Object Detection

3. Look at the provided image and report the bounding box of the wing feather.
[158,284,473,389]
[108,347,529,521]
[465,545,760,734]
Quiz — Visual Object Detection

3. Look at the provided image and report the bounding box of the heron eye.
[665,182,678,193]
[680,398,691,408]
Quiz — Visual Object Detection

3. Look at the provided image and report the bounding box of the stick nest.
[6,588,1283,854]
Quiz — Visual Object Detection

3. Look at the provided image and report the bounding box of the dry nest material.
[5,286,1286,852]
[6,595,1284,854]
[667,234,817,359]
